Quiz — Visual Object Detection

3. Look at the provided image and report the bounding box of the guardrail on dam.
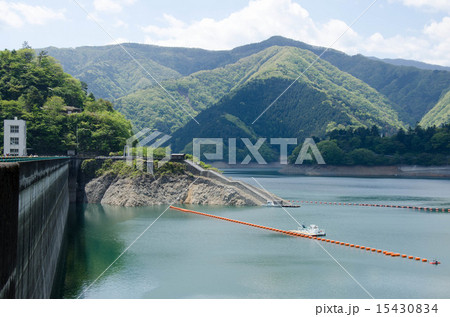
[0,158,70,299]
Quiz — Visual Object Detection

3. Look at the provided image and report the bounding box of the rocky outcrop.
[84,172,268,207]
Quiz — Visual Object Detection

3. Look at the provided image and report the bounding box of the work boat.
[290,224,326,236]
[266,200,283,207]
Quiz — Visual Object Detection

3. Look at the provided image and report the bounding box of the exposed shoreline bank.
[279,164,450,178]
[83,159,283,207]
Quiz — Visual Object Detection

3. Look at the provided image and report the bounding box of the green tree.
[349,148,378,165]
[0,48,132,155]
[43,96,65,116]
[317,140,347,165]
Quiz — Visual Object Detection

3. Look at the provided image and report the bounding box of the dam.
[0,158,71,299]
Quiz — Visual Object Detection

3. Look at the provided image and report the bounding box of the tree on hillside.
[0,48,132,155]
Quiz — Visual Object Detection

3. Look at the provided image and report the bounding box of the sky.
[1,0,450,66]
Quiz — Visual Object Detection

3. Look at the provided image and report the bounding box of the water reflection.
[55,204,135,298]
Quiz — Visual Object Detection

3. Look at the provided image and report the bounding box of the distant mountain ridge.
[370,57,450,72]
[43,36,450,135]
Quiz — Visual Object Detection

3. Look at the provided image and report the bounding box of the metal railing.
[0,156,69,163]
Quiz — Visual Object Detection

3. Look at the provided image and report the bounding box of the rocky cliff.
[84,172,267,207]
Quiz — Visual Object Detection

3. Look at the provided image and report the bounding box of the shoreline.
[210,161,450,178]
[278,164,450,179]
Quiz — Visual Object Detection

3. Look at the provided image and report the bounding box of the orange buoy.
[170,206,431,265]
[350,244,355,247]
[408,256,414,259]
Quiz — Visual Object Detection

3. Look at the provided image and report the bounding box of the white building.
[3,117,27,156]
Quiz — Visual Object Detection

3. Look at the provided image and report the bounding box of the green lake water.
[56,171,450,299]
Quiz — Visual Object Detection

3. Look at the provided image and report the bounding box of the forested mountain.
[44,36,450,127]
[0,48,131,155]
[420,90,450,128]
[115,46,404,135]
[168,53,406,162]
[224,36,450,125]
[44,45,182,100]
[114,47,294,133]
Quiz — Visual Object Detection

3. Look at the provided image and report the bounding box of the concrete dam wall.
[0,158,70,298]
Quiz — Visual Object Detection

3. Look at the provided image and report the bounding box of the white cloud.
[94,0,122,13]
[397,0,450,12]
[0,1,23,27]
[0,1,65,28]
[142,0,358,52]
[363,32,428,57]
[360,15,450,66]
[422,17,450,65]
[424,16,450,40]
[141,0,450,66]
[93,0,136,14]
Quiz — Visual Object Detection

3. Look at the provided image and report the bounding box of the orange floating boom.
[169,206,434,265]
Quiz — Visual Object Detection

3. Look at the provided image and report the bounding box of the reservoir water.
[57,171,450,299]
